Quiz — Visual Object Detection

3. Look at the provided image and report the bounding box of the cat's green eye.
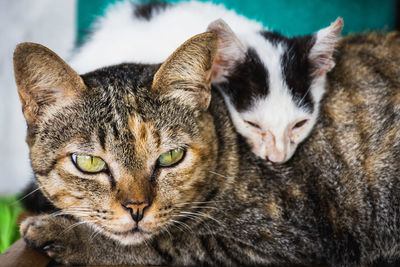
[158,148,185,167]
[71,154,106,174]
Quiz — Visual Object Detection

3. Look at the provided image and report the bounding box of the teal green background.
[77,0,396,44]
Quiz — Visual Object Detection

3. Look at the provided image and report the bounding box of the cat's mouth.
[106,225,154,244]
[111,226,152,236]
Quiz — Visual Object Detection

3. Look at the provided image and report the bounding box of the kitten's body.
[71,1,342,163]
[16,32,400,266]
[70,1,263,72]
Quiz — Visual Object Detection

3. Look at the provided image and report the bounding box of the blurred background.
[0,0,399,252]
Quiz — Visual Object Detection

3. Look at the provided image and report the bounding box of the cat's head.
[208,18,343,163]
[14,33,225,244]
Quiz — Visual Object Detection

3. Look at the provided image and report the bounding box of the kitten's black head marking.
[218,48,269,112]
[218,31,316,113]
[133,1,170,21]
[261,31,316,112]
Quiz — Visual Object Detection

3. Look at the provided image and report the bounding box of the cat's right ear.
[207,19,246,83]
[13,43,86,124]
[152,33,218,111]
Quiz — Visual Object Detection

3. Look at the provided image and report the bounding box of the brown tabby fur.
[15,31,400,266]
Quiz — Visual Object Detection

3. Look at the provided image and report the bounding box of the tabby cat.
[15,31,400,266]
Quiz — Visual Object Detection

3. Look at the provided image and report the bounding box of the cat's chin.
[89,222,154,245]
[109,228,155,245]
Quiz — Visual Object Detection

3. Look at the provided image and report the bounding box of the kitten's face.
[14,34,220,244]
[209,19,343,163]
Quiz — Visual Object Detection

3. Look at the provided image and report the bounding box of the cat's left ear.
[309,17,344,77]
[14,43,86,124]
[152,32,218,111]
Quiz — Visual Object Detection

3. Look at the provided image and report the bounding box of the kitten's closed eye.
[244,120,261,130]
[292,119,309,130]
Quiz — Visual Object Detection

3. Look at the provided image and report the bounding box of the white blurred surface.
[0,0,76,195]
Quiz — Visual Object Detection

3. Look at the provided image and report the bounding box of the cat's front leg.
[21,215,95,265]
[20,215,165,265]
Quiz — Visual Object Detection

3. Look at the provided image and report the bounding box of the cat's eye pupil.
[293,119,308,129]
[245,120,261,129]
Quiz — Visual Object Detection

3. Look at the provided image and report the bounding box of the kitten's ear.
[13,42,86,124]
[152,33,218,111]
[207,19,246,82]
[309,17,344,77]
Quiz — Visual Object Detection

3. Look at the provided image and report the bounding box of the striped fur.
[16,32,400,266]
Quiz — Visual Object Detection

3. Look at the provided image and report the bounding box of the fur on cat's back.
[16,32,400,266]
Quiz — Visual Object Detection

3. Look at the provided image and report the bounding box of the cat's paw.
[20,215,87,265]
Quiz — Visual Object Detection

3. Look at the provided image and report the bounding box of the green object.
[77,0,125,45]
[0,195,23,253]
[77,0,396,44]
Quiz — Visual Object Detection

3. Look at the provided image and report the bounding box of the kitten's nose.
[265,130,287,163]
[122,199,150,223]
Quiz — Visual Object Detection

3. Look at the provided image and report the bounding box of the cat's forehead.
[81,63,197,127]
[37,63,197,170]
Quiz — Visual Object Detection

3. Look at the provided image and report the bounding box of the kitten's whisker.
[298,86,312,106]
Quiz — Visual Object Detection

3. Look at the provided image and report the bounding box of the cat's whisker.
[208,170,233,180]
[179,211,225,227]
[180,205,220,210]
[48,210,71,217]
[12,184,49,205]
[49,209,99,219]
[169,219,193,234]
[163,225,173,240]
[168,220,185,233]
[175,200,226,206]
[59,219,97,236]
[89,227,103,242]
[172,214,199,221]
[172,214,215,234]
[142,238,152,251]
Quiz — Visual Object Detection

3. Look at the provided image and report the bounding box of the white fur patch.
[70,1,263,73]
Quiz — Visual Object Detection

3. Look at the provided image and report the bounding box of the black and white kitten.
[70,1,343,163]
